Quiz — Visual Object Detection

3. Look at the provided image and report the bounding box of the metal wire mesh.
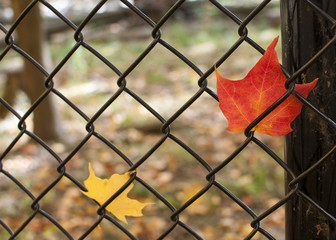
[0,0,335,239]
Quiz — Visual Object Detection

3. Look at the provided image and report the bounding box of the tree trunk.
[11,0,62,142]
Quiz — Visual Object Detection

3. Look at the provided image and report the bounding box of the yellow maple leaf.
[82,163,151,224]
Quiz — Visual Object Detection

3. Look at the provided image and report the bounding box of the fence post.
[281,0,336,239]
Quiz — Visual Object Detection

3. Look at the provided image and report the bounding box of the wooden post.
[281,0,336,239]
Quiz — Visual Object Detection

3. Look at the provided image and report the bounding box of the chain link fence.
[0,0,335,239]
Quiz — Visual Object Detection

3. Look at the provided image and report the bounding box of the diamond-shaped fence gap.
[39,2,80,38]
[49,98,88,145]
[209,131,247,165]
[72,3,152,44]
[43,0,103,27]
[48,39,82,83]
[131,0,178,24]
[125,43,196,88]
[77,40,153,86]
[30,176,99,239]
[136,138,210,208]
[50,46,121,117]
[125,45,200,117]
[214,141,285,213]
[91,92,163,161]
[63,136,132,183]
[155,2,245,70]
[123,204,174,239]
[13,211,72,240]
[50,44,102,89]
[133,203,177,240]
[216,40,269,80]
[1,140,63,197]
[236,3,281,43]
[162,225,201,240]
[97,180,172,240]
[174,186,256,240]
[213,0,256,21]
[168,93,226,167]
[0,174,35,237]
[254,134,284,157]
[80,38,151,75]
[82,219,132,240]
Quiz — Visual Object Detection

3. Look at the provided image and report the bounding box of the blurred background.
[0,0,285,239]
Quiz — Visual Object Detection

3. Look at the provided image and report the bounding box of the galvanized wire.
[0,0,335,239]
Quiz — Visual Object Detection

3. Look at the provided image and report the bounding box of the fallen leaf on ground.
[216,36,318,136]
[82,163,151,224]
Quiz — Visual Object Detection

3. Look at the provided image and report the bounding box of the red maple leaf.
[216,37,318,136]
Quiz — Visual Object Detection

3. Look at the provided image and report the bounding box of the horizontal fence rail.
[0,0,335,239]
